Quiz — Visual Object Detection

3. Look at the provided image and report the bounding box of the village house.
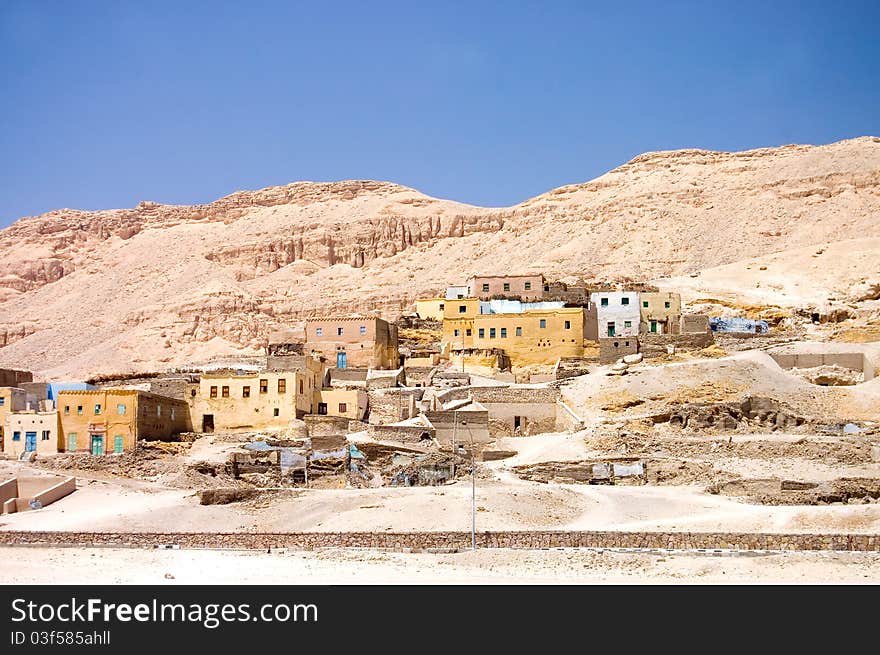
[4,408,61,458]
[590,291,640,337]
[0,368,32,388]
[192,361,324,433]
[304,316,399,370]
[467,274,545,301]
[57,389,189,454]
[445,285,469,300]
[414,297,446,321]
[313,387,369,421]
[0,387,27,451]
[639,291,682,334]
[443,304,590,366]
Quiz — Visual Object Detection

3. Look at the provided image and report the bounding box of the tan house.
[414,298,447,322]
[313,388,368,421]
[443,307,589,366]
[192,361,324,433]
[304,316,399,369]
[468,274,544,301]
[57,389,189,454]
[3,410,61,458]
[0,387,27,451]
[640,292,682,334]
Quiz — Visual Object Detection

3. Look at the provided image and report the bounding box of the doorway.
[336,351,347,369]
[25,431,37,452]
[607,322,616,337]
[90,435,104,455]
[202,414,214,432]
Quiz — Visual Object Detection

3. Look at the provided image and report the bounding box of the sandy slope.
[1,137,879,378]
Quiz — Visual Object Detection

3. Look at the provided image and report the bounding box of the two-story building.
[590,291,640,337]
[304,317,399,370]
[0,387,27,451]
[639,292,682,334]
[467,274,545,302]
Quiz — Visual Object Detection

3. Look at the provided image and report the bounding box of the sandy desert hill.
[0,136,878,379]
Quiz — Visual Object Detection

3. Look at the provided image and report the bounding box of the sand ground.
[1,546,878,584]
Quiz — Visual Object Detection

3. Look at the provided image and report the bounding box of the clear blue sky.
[1,1,878,226]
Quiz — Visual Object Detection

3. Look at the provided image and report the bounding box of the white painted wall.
[589,291,640,337]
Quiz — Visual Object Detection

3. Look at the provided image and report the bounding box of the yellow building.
[313,388,368,420]
[442,307,587,366]
[0,387,27,451]
[3,410,61,458]
[57,389,189,454]
[640,292,682,334]
[414,297,447,321]
[192,361,324,433]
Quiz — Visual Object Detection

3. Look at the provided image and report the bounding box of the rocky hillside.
[1,137,878,378]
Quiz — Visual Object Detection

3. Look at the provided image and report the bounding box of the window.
[259,379,268,393]
[624,321,632,328]
[77,406,83,415]
[0,398,4,406]
[13,431,20,441]
[221,386,230,398]
[643,301,649,308]
[489,327,496,338]
[117,404,126,415]
[621,297,630,305]
[299,380,304,394]
[337,327,344,336]
[459,305,467,313]
[539,319,547,329]
[278,379,286,393]
[466,329,472,336]
[482,283,490,292]
[503,282,510,292]
[500,327,507,338]
[94,404,102,415]
[242,386,250,398]
[454,329,460,337]
[516,326,522,336]
[315,327,323,337]
[524,282,531,290]
[210,386,218,399]
[273,408,280,417]
[478,328,485,338]
[359,325,367,335]
[564,320,571,329]
[157,405,162,417]
[339,403,347,413]
[42,430,50,441]
[64,405,69,415]
[191,389,196,397]
[664,301,671,308]
[600,297,609,307]
[318,403,328,415]
[439,303,444,311]
[171,407,175,420]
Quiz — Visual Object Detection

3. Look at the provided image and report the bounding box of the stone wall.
[639,332,714,357]
[367,424,433,443]
[304,415,351,437]
[1,530,878,552]
[599,337,639,364]
[367,389,419,424]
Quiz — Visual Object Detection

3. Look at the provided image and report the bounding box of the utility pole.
[451,410,457,478]
[470,428,476,551]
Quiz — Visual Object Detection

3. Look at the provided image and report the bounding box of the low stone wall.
[0,530,878,552]
[599,337,639,364]
[640,332,714,356]
[367,424,433,443]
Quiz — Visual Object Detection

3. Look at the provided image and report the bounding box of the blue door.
[336,351,347,369]
[25,431,37,452]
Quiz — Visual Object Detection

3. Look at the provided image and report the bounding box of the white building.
[589,291,640,337]
[445,285,469,300]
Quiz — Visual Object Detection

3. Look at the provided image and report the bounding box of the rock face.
[1,137,880,378]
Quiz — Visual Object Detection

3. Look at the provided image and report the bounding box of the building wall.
[3,411,61,457]
[468,275,544,301]
[313,388,368,420]
[367,389,419,425]
[57,390,188,452]
[0,369,33,387]
[193,368,320,432]
[639,292,682,334]
[423,409,491,444]
[414,298,446,321]
[590,292,641,337]
[599,337,640,364]
[304,317,399,369]
[468,308,586,365]
[680,313,710,334]
[445,285,469,300]
[0,387,27,451]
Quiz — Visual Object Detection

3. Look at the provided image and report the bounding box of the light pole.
[456,415,476,551]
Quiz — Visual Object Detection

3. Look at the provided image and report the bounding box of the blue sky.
[1,1,878,226]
